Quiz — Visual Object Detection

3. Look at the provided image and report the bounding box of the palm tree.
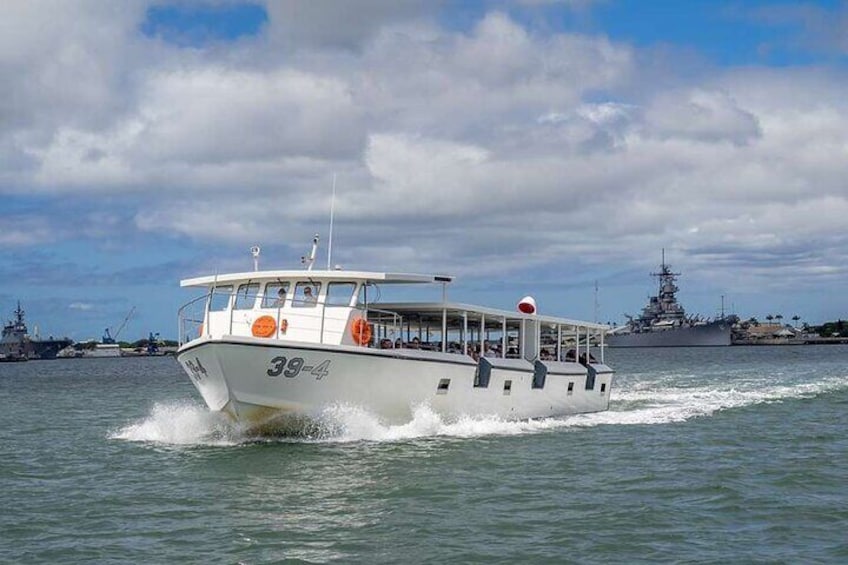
[792,315,800,328]
[766,314,774,325]
[776,314,784,326]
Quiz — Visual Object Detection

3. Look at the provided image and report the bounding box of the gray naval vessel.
[607,254,735,348]
[0,302,73,361]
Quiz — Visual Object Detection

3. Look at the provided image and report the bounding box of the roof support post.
[462,311,468,355]
[557,324,562,362]
[480,314,485,357]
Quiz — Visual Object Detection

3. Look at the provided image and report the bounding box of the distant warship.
[607,253,735,348]
[0,302,73,360]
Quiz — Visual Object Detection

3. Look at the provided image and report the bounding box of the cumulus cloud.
[2,1,848,323]
[645,88,761,145]
[262,0,434,50]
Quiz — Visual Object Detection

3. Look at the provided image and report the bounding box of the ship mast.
[650,248,683,321]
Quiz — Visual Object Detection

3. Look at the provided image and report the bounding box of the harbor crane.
[102,306,136,344]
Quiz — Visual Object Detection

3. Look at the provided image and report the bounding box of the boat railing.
[361,307,404,348]
[177,293,209,346]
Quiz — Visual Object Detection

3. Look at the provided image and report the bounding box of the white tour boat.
[177,240,613,428]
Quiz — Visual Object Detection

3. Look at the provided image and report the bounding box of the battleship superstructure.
[607,253,734,348]
[0,302,73,360]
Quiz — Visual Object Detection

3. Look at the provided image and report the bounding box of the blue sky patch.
[141,3,267,46]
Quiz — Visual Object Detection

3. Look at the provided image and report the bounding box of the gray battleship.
[0,302,73,360]
[607,254,735,348]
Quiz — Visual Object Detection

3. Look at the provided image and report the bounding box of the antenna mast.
[302,234,319,271]
[327,173,336,270]
[251,246,261,272]
[594,280,599,323]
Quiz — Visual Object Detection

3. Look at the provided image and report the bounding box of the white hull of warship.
[177,238,613,428]
[608,253,734,348]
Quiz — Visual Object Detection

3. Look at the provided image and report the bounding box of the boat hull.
[177,336,613,427]
[607,320,732,347]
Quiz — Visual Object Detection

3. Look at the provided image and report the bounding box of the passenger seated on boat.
[395,338,402,349]
[483,341,500,358]
[303,286,317,304]
[467,344,479,362]
[563,349,576,362]
[380,338,393,349]
[273,287,287,307]
[407,337,421,349]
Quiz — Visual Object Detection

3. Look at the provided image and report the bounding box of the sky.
[2,0,848,341]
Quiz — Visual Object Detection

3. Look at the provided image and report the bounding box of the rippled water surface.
[2,346,848,563]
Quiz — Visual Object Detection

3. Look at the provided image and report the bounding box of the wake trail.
[110,374,848,446]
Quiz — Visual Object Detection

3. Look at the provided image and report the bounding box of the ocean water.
[2,346,847,563]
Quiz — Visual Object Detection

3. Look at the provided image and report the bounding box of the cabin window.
[503,380,512,395]
[234,283,260,310]
[293,282,321,307]
[357,282,376,308]
[326,282,356,307]
[567,381,574,395]
[262,282,289,308]
[437,378,450,394]
[209,286,233,311]
[600,382,607,394]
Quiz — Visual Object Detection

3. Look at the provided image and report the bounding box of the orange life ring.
[350,317,372,345]
[252,315,277,338]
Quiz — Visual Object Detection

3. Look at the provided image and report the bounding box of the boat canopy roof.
[373,302,609,331]
[180,270,454,288]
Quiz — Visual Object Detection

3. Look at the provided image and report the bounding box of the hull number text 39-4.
[266,356,331,380]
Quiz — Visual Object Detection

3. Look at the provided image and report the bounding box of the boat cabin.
[179,270,608,364]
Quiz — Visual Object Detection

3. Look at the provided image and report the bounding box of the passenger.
[395,338,402,349]
[380,338,393,349]
[408,337,421,349]
[302,286,317,304]
[467,344,479,362]
[273,287,287,307]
